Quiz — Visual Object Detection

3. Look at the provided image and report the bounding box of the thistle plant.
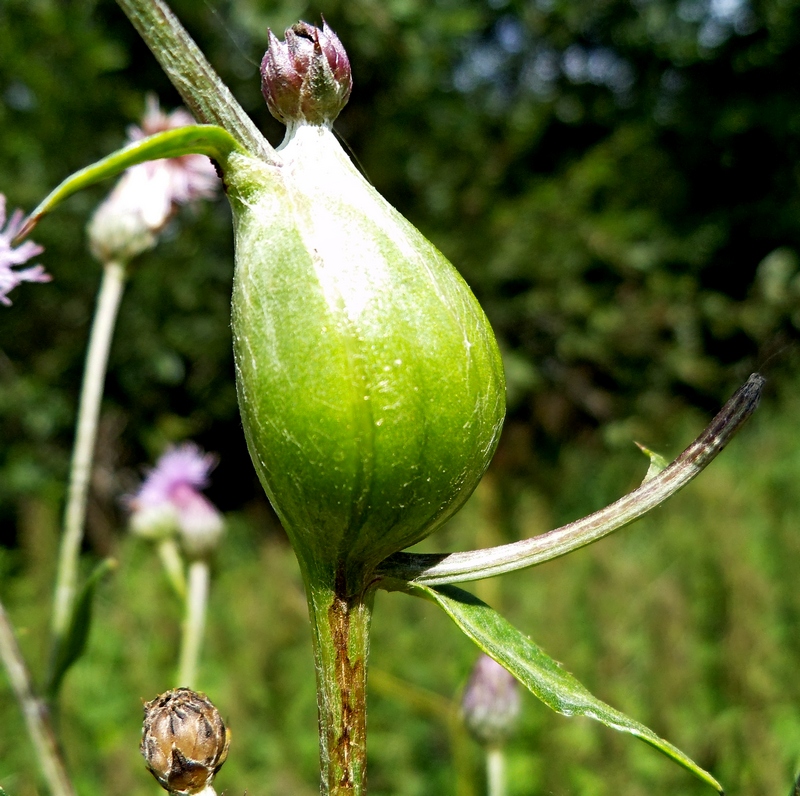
[0,94,219,796]
[0,195,50,306]
[49,97,220,698]
[8,1,767,794]
[462,654,522,796]
[128,443,225,688]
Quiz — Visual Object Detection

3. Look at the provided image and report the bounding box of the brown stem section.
[306,567,373,795]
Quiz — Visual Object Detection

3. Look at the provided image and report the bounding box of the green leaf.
[413,583,724,794]
[16,125,243,241]
[45,558,117,700]
[635,442,670,484]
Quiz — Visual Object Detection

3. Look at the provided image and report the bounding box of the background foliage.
[1,0,800,794]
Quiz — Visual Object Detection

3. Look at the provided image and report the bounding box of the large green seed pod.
[227,23,505,579]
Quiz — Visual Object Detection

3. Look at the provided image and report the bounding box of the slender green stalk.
[157,538,187,600]
[486,747,505,796]
[49,261,126,678]
[177,559,210,688]
[305,569,373,795]
[114,0,274,162]
[0,600,76,796]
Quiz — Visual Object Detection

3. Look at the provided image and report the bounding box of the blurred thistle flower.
[261,20,352,127]
[0,194,50,306]
[128,443,224,558]
[88,95,219,264]
[461,654,521,747]
[141,687,230,796]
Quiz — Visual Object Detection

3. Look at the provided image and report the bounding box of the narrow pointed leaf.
[15,125,242,241]
[45,558,117,700]
[413,583,724,794]
[635,442,670,484]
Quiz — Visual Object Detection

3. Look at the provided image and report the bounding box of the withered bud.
[461,655,521,747]
[141,688,230,795]
[260,20,352,126]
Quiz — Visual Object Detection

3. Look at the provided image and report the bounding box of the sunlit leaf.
[413,583,724,794]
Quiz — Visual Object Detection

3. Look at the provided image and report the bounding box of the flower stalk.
[485,747,506,796]
[177,559,210,689]
[49,260,126,668]
[0,599,76,796]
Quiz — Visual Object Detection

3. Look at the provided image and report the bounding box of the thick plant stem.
[114,0,274,162]
[49,260,126,679]
[305,570,373,795]
[0,600,76,796]
[177,559,210,689]
[486,747,506,796]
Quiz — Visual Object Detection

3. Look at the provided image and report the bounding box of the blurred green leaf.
[413,582,724,794]
[45,557,117,700]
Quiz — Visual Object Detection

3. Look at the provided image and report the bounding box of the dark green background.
[1,1,800,794]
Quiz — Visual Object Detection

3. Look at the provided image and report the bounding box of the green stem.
[49,260,126,684]
[486,746,506,796]
[305,568,373,795]
[114,0,274,162]
[157,537,187,600]
[177,559,210,689]
[0,599,76,796]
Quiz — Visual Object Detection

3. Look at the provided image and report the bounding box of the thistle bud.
[141,688,230,795]
[127,444,224,559]
[260,21,352,127]
[461,655,521,747]
[229,25,505,582]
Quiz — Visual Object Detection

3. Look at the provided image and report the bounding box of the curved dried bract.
[379,373,765,586]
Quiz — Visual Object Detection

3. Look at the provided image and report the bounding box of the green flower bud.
[228,24,505,579]
[141,688,230,795]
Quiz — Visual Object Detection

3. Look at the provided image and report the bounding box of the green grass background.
[2,374,799,796]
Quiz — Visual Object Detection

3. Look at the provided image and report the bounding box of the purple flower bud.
[260,20,352,127]
[88,96,218,264]
[141,688,230,795]
[461,654,521,747]
[127,443,224,558]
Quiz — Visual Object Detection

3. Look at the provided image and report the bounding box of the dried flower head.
[0,194,50,306]
[141,688,230,795]
[461,654,521,747]
[88,96,219,263]
[128,443,224,558]
[260,20,352,127]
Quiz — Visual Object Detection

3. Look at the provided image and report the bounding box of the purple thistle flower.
[0,194,50,306]
[461,654,521,747]
[128,443,224,558]
[88,96,219,263]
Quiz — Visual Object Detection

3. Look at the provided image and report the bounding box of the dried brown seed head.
[141,688,230,795]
